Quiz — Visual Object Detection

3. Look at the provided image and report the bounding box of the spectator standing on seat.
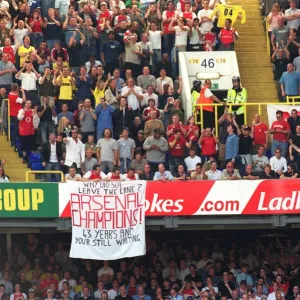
[225,124,239,165]
[8,84,26,148]
[41,133,63,182]
[270,110,290,157]
[17,100,37,163]
[63,128,85,174]
[75,66,93,104]
[238,126,253,172]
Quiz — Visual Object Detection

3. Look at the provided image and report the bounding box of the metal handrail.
[25,171,65,183]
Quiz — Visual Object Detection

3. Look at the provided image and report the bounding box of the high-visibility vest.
[191,90,199,114]
[197,86,213,112]
[226,87,247,115]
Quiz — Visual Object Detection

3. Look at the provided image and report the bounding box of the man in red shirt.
[39,272,58,297]
[166,114,186,137]
[270,110,290,158]
[218,18,238,51]
[251,114,269,149]
[198,127,218,160]
[168,129,193,174]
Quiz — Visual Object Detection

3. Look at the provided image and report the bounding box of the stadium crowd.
[0,0,299,183]
[0,233,299,300]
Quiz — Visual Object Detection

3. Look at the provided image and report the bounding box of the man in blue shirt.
[57,103,74,124]
[225,124,239,165]
[236,264,253,287]
[101,31,122,75]
[132,286,151,300]
[280,63,300,102]
[153,163,174,181]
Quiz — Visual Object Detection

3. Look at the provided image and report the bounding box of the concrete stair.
[0,135,30,182]
[231,0,278,124]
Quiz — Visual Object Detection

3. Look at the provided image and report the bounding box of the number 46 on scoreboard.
[188,58,227,67]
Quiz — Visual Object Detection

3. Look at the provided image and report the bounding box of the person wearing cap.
[226,76,247,126]
[45,289,57,300]
[144,110,164,138]
[27,289,36,300]
[143,129,168,172]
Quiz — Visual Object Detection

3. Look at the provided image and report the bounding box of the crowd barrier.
[0,180,299,218]
[25,170,65,183]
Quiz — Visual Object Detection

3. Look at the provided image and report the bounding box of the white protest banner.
[59,181,146,260]
[267,104,300,127]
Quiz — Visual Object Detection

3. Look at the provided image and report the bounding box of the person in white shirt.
[94,282,107,299]
[197,0,214,34]
[184,148,201,173]
[285,0,300,29]
[15,63,40,106]
[267,282,284,300]
[142,85,159,108]
[168,17,189,51]
[58,271,77,292]
[205,161,222,180]
[65,166,82,181]
[98,261,115,282]
[146,22,164,73]
[121,77,143,116]
[269,148,287,176]
[179,260,190,285]
[9,20,32,45]
[63,129,85,173]
[188,18,204,51]
[0,0,9,11]
[122,167,139,180]
[153,163,174,181]
[156,68,173,95]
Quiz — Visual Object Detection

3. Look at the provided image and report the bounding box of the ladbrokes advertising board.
[59,180,300,217]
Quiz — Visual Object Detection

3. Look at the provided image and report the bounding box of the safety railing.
[25,171,65,183]
[266,17,270,57]
[194,101,299,137]
[1,99,10,142]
